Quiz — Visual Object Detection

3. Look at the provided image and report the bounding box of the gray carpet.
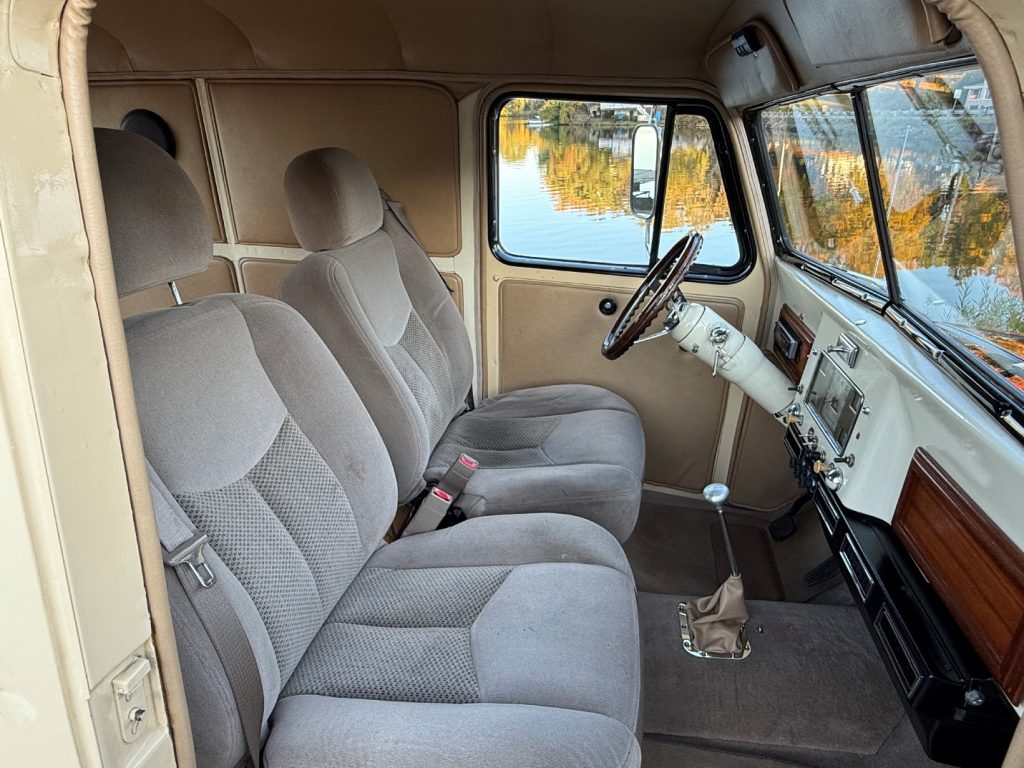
[641,715,944,768]
[624,494,841,603]
[640,592,906,756]
[642,739,807,767]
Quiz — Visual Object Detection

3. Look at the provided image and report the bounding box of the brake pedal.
[802,556,839,587]
[768,514,797,542]
[769,492,812,542]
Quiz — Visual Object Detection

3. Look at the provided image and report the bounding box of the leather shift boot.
[686,574,748,655]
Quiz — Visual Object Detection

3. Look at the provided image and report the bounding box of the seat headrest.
[94,128,212,297]
[284,148,384,252]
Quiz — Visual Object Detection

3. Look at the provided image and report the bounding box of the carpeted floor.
[641,722,945,768]
[638,592,943,768]
[641,740,808,768]
[624,492,842,603]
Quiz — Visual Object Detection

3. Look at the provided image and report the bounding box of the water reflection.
[764,80,1021,336]
[497,117,740,267]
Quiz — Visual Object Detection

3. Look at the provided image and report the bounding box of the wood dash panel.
[776,304,814,383]
[893,448,1024,703]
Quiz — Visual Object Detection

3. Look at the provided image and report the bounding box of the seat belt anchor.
[164,532,217,589]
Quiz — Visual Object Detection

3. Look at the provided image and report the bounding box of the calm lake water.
[496,121,741,269]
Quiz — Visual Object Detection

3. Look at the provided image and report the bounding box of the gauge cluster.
[784,332,869,495]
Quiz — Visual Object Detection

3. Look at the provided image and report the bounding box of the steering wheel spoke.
[601,232,704,360]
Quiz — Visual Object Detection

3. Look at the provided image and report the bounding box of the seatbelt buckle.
[437,453,478,497]
[163,532,217,589]
[420,486,454,519]
[402,486,454,536]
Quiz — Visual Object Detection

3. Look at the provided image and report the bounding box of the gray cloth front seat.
[95,127,642,768]
[279,148,644,541]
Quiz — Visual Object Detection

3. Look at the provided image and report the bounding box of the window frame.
[486,92,756,283]
[747,56,1024,442]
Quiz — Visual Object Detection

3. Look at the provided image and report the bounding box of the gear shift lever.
[678,482,751,659]
[704,483,739,578]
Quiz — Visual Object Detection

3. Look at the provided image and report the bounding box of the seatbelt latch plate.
[164,532,217,588]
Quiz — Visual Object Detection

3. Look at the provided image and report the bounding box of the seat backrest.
[279,148,473,503]
[96,128,398,768]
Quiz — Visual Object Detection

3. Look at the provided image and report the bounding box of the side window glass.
[761,95,885,292]
[657,114,742,268]
[496,99,666,268]
[494,98,744,273]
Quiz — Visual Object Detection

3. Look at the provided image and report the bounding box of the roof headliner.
[87,0,997,105]
[89,0,734,80]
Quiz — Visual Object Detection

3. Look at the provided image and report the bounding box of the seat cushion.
[266,697,641,768]
[426,384,646,541]
[268,514,642,767]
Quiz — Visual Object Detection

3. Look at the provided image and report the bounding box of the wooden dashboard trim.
[893,448,1024,703]
[776,304,814,383]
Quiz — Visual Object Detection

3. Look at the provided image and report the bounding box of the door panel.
[481,89,777,495]
[496,279,741,491]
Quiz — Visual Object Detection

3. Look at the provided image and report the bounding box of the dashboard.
[771,264,1024,767]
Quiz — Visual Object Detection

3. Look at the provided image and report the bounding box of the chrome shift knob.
[703,482,730,509]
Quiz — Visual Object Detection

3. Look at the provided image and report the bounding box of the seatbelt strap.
[148,467,265,768]
[402,453,478,536]
[380,191,455,297]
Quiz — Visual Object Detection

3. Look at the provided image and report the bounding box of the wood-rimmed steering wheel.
[601,232,704,360]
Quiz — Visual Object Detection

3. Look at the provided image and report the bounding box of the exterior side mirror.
[630,124,660,220]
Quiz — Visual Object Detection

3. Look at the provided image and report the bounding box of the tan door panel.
[90,80,225,242]
[497,279,741,492]
[208,81,460,255]
[119,256,237,317]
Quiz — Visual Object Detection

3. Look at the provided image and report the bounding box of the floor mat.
[642,739,807,768]
[640,592,906,756]
[641,723,944,768]
[624,493,841,603]
[624,501,783,600]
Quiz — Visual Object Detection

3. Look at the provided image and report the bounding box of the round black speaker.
[120,109,177,157]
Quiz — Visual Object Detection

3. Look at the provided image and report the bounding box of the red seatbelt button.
[431,487,453,503]
[459,454,479,470]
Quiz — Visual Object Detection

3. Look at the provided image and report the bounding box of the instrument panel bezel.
[804,352,865,456]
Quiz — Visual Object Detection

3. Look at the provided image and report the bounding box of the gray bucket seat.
[279,148,644,541]
[95,127,641,768]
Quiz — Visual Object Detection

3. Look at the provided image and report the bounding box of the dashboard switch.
[783,403,803,426]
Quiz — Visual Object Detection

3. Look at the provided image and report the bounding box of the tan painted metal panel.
[90,80,226,242]
[727,398,802,512]
[208,80,460,256]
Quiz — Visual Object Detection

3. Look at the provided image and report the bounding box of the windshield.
[863,68,1023,391]
[761,94,886,293]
